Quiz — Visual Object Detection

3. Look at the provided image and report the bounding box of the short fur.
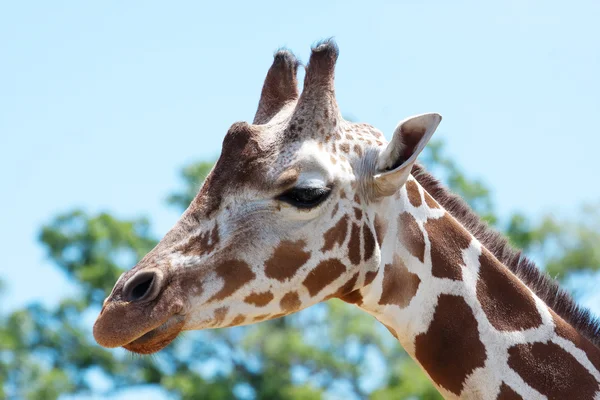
[411,163,600,348]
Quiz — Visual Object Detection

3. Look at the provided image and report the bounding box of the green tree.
[1,141,598,400]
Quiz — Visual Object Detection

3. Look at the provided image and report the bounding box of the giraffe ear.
[373,113,442,197]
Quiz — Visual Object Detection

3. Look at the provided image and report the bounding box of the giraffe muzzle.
[93,267,187,353]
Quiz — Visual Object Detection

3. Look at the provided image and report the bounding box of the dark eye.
[277,187,331,209]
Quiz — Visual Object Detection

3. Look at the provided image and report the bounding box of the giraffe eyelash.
[276,186,332,209]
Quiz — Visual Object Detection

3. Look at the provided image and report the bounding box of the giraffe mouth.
[122,314,186,354]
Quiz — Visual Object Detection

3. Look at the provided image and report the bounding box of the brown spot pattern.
[280,291,301,312]
[399,212,425,263]
[303,258,346,297]
[348,223,361,265]
[477,249,542,331]
[364,270,377,286]
[354,207,362,220]
[177,223,220,256]
[228,314,246,326]
[552,310,600,373]
[253,314,270,322]
[322,215,349,252]
[353,144,362,157]
[406,180,422,207]
[336,272,359,298]
[244,291,274,307]
[378,256,420,308]
[212,306,229,326]
[415,294,486,395]
[508,341,599,399]
[424,191,440,209]
[424,214,470,280]
[497,383,523,400]
[362,224,376,262]
[265,240,311,281]
[339,289,363,304]
[209,260,255,302]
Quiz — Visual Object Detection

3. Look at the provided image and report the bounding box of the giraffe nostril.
[123,270,162,302]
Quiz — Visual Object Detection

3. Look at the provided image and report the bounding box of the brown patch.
[477,249,542,331]
[244,291,274,307]
[374,214,387,245]
[270,312,286,320]
[339,189,347,199]
[212,306,229,326]
[508,341,599,399]
[406,180,422,207]
[362,224,376,262]
[330,155,337,165]
[552,310,600,373]
[336,272,360,298]
[364,270,378,286]
[353,144,362,157]
[265,240,311,281]
[348,223,361,265]
[177,223,220,256]
[415,294,486,395]
[253,314,270,322]
[339,143,350,153]
[209,260,255,302]
[399,212,425,263]
[322,215,349,252]
[423,191,440,209]
[497,383,522,400]
[280,291,301,312]
[339,289,363,304]
[353,193,361,204]
[424,214,470,280]
[354,207,362,220]
[378,255,420,308]
[228,314,246,326]
[412,163,600,350]
[303,258,346,296]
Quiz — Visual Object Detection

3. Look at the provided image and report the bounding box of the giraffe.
[93,40,600,399]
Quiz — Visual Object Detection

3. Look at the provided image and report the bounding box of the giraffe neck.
[354,177,600,399]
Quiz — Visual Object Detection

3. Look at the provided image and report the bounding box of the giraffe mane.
[411,163,600,348]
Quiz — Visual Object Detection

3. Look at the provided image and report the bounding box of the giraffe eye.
[277,187,331,209]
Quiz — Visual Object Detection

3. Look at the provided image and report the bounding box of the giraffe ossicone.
[94,39,600,399]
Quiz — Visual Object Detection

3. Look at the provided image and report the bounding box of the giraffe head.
[93,40,442,354]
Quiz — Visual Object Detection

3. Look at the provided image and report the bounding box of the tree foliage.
[1,141,599,399]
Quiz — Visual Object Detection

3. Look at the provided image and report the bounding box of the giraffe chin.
[122,314,186,354]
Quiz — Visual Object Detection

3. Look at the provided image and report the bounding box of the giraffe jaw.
[122,313,186,354]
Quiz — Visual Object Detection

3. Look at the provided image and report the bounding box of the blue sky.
[1,0,599,316]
